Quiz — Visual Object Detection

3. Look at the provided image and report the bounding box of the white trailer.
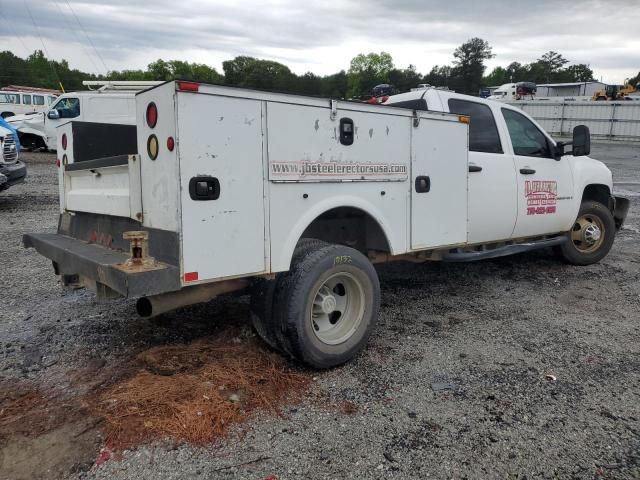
[24,81,629,368]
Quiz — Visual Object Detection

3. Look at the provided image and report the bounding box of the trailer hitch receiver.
[122,231,157,269]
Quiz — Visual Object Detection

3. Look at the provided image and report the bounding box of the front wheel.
[273,244,380,368]
[557,201,616,265]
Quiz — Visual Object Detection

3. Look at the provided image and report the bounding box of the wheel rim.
[309,272,366,345]
[570,213,605,253]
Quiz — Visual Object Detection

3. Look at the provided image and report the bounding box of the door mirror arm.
[553,141,571,161]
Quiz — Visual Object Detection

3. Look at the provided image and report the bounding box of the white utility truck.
[7,81,161,151]
[24,81,629,368]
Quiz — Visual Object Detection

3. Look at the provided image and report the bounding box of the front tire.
[273,244,380,369]
[558,201,616,265]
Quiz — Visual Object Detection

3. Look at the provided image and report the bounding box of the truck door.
[500,107,574,238]
[445,98,518,244]
[411,114,468,249]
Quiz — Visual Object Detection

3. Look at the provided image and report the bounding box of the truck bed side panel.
[177,93,266,283]
[266,102,412,271]
[411,116,468,248]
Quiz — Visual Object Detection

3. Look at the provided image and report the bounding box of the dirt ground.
[0,144,639,480]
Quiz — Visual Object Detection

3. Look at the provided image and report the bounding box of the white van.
[0,89,58,118]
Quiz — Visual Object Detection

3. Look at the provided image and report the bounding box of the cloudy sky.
[1,0,639,84]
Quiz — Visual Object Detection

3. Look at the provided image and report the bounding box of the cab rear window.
[448,99,503,154]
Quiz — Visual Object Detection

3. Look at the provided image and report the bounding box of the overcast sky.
[1,0,639,84]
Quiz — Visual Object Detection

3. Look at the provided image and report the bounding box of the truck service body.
[24,81,629,368]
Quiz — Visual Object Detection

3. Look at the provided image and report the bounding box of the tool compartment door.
[411,117,468,249]
[177,93,265,282]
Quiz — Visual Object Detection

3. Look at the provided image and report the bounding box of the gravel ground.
[1,144,639,480]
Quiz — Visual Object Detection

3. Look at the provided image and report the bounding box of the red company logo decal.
[525,180,557,216]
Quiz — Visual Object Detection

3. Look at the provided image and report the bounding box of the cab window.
[448,98,503,154]
[502,108,551,158]
[52,97,80,119]
[33,95,45,106]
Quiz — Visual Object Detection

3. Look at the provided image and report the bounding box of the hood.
[7,112,45,131]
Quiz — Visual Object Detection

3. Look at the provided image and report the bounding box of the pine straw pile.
[92,336,312,449]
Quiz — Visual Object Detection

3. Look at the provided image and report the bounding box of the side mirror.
[572,125,590,156]
[47,110,60,120]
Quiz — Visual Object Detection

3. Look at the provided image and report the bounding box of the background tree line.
[1,39,638,98]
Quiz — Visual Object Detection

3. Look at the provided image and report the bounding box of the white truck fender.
[16,126,47,139]
[567,155,614,219]
[272,194,398,273]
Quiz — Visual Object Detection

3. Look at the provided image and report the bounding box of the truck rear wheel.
[557,200,615,265]
[273,244,380,368]
[250,238,326,352]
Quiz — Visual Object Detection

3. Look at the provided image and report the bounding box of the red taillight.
[56,158,60,168]
[177,81,199,92]
[61,133,67,150]
[166,136,175,151]
[146,102,158,128]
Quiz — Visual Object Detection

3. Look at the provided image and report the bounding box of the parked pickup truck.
[24,81,629,368]
[0,118,26,192]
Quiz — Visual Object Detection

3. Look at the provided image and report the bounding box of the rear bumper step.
[23,232,181,298]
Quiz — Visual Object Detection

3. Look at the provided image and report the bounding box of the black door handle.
[468,165,483,172]
[415,176,430,193]
[189,176,220,200]
[520,168,536,175]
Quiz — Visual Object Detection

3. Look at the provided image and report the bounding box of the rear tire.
[273,244,380,369]
[250,238,326,351]
[557,201,615,265]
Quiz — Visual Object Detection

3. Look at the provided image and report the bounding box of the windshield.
[0,93,19,104]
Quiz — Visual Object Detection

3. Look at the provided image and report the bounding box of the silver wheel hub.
[310,272,366,345]
[584,224,601,245]
[320,294,337,314]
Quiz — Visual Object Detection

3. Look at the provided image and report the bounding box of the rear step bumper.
[23,233,181,298]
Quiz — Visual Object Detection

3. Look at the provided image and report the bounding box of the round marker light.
[61,133,67,150]
[147,135,159,160]
[166,136,175,152]
[62,154,68,166]
[146,102,158,128]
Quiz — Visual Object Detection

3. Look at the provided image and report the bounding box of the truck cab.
[488,82,537,101]
[386,88,620,243]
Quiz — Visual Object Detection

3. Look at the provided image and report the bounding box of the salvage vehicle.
[0,120,26,192]
[7,81,160,151]
[488,82,537,101]
[24,81,629,368]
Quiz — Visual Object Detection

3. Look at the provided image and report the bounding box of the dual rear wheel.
[250,241,379,369]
